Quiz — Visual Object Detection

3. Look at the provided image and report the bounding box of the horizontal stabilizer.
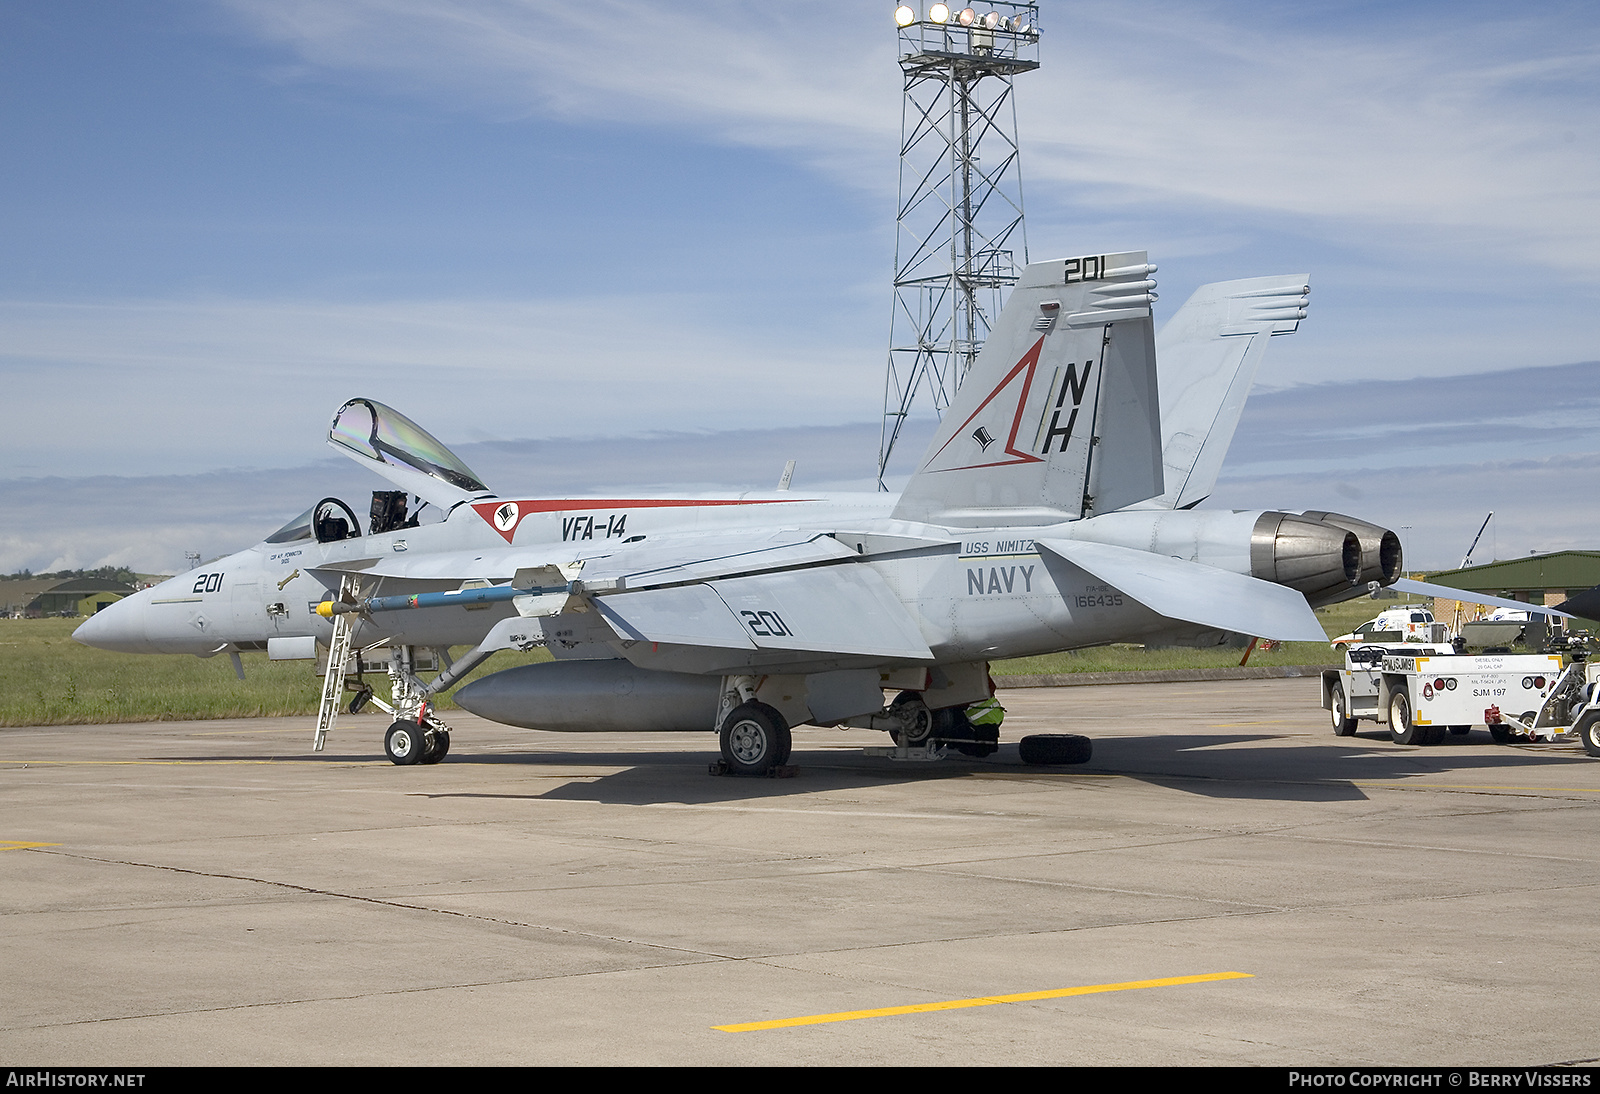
[1390,578,1574,619]
[1037,538,1328,642]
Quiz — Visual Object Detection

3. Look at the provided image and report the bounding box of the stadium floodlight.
[880,2,1041,486]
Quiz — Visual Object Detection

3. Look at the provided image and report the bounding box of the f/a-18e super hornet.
[77,252,1409,774]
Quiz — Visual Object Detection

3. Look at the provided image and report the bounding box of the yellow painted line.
[714,971,1252,1033]
[1,840,60,850]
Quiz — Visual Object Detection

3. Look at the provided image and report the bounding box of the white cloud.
[0,294,881,478]
[1023,6,1600,276]
[216,1,1600,281]
[222,0,902,182]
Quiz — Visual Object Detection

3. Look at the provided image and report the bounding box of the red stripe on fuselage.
[499,498,815,513]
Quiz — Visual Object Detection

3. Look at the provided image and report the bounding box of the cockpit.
[265,498,372,545]
[265,399,494,545]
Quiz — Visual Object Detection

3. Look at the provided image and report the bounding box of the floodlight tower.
[878,3,1041,488]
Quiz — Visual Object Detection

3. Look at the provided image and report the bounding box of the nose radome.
[72,591,151,653]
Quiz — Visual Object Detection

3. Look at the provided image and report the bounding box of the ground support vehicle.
[1484,654,1600,756]
[1319,645,1598,751]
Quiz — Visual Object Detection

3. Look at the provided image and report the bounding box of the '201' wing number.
[741,610,793,638]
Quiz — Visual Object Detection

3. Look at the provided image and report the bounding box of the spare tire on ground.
[1018,734,1092,765]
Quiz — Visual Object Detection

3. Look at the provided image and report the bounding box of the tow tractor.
[1322,642,1600,755]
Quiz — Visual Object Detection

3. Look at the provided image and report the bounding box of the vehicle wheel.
[420,728,450,764]
[384,720,428,766]
[1489,723,1514,744]
[719,702,791,776]
[1019,734,1092,765]
[1448,725,1471,736]
[1576,711,1600,758]
[888,691,934,747]
[1330,682,1358,736]
[1388,690,1422,745]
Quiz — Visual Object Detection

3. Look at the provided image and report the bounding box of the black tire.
[384,720,428,766]
[1448,725,1471,736]
[420,728,450,764]
[1576,711,1600,758]
[1489,723,1514,744]
[1330,682,1358,736]
[1019,734,1092,765]
[888,691,934,747]
[1388,690,1423,746]
[719,702,791,776]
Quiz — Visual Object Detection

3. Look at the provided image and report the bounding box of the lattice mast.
[879,3,1041,488]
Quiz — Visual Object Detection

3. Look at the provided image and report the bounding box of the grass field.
[0,597,1392,727]
[0,618,553,727]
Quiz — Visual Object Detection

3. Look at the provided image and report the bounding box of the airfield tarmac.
[3,677,1598,1067]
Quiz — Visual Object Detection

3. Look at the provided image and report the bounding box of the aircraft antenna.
[878,3,1041,489]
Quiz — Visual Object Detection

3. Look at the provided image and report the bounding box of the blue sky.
[3,1,1598,574]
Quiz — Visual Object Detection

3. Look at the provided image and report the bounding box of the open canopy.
[327,398,492,509]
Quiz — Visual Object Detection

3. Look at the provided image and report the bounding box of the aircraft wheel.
[1018,734,1092,765]
[384,720,428,766]
[888,691,934,747]
[954,725,999,758]
[1448,725,1472,736]
[1388,691,1422,745]
[1576,711,1600,758]
[719,702,791,776]
[1330,682,1357,736]
[420,729,450,764]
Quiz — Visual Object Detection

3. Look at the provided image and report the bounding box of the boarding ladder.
[312,574,361,751]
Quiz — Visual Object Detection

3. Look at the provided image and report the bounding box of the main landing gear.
[717,701,793,777]
[384,720,450,766]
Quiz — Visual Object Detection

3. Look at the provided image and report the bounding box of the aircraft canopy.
[328,398,492,509]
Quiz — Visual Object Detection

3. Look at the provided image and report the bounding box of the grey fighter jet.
[77,251,1401,774]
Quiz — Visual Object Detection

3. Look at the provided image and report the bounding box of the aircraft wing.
[1037,538,1329,642]
[309,527,939,669]
[1389,578,1574,619]
[595,564,935,663]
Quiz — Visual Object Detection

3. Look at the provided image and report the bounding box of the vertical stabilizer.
[892,252,1162,527]
[1127,275,1309,511]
